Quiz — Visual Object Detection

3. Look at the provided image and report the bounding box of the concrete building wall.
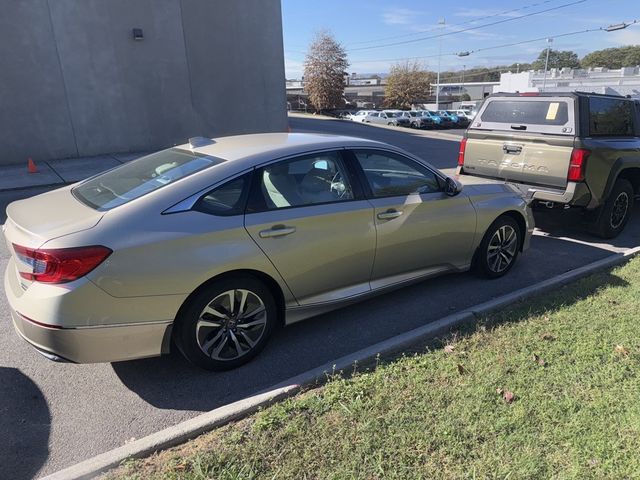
[0,0,287,166]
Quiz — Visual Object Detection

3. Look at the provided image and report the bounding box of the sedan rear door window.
[250,152,354,211]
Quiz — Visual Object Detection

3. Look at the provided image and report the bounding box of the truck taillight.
[458,138,467,167]
[12,244,112,284]
[567,148,590,182]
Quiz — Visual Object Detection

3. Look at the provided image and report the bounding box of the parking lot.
[2,116,640,479]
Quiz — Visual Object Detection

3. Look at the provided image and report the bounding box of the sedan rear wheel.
[475,216,521,278]
[175,275,277,370]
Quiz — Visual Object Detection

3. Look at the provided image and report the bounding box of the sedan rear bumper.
[10,309,172,363]
[4,257,176,363]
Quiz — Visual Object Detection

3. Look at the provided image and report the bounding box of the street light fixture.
[604,22,629,32]
[457,51,470,57]
[435,18,445,110]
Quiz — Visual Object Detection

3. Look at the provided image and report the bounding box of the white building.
[494,67,640,98]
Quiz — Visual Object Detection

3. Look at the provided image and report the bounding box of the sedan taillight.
[12,244,112,284]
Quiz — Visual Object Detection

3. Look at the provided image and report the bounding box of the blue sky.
[281,0,640,79]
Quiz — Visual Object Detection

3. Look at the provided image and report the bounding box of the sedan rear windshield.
[73,149,224,210]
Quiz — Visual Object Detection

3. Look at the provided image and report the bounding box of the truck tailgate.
[462,130,574,189]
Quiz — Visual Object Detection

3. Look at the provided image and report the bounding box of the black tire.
[387,122,394,126]
[174,275,277,370]
[590,179,633,239]
[474,216,521,279]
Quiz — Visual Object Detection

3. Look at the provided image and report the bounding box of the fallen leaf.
[503,390,515,403]
[496,388,504,395]
[532,354,546,367]
[444,345,455,353]
[615,345,630,356]
[541,333,555,341]
[457,364,465,375]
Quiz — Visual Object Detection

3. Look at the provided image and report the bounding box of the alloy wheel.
[610,191,629,230]
[195,289,267,361]
[486,225,518,273]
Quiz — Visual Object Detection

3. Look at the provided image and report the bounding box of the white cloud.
[382,8,420,25]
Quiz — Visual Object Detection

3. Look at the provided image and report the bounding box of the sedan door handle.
[377,210,403,220]
[258,226,296,238]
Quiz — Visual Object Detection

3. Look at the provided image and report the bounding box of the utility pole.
[542,37,553,92]
[435,18,445,109]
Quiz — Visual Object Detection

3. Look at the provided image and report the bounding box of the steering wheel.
[330,171,349,198]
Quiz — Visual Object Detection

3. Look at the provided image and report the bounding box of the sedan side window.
[252,152,354,211]
[193,173,251,216]
[353,150,441,197]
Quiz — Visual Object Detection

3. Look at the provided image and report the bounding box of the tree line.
[301,31,640,112]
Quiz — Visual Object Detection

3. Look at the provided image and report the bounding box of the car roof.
[178,133,389,168]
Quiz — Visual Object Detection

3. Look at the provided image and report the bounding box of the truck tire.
[592,178,634,239]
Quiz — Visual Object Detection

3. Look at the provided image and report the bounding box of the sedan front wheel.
[475,216,521,278]
[175,275,277,370]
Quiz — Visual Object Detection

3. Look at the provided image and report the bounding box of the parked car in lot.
[365,110,411,127]
[408,111,434,129]
[420,111,442,128]
[4,133,533,370]
[429,111,453,128]
[350,110,375,122]
[457,92,640,238]
[447,110,470,127]
[437,110,461,128]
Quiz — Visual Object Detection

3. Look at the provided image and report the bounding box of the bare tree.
[384,61,433,109]
[304,31,349,112]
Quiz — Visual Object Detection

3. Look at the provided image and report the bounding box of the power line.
[346,0,561,47]
[346,0,587,52]
[348,20,638,67]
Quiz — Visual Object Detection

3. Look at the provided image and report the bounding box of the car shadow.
[533,207,640,250]
[0,367,50,480]
[111,227,633,413]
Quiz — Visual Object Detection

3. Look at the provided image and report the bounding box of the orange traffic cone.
[27,158,38,173]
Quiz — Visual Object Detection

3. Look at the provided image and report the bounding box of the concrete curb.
[40,386,299,480]
[41,246,640,480]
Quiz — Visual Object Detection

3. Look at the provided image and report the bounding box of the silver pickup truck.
[457,92,640,238]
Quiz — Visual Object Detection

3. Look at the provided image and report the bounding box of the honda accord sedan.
[3,133,533,370]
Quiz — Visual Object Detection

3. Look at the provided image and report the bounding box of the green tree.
[581,45,640,69]
[384,61,433,109]
[531,49,581,70]
[303,31,349,112]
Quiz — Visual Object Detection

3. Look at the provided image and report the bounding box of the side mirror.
[445,176,462,196]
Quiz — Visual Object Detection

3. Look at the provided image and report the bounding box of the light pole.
[542,37,553,92]
[435,18,445,109]
[461,64,465,99]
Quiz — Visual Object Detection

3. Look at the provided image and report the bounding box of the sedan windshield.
[73,148,224,210]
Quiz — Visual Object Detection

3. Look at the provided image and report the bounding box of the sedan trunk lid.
[4,186,104,249]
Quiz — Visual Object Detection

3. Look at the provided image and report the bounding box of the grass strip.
[109,257,640,480]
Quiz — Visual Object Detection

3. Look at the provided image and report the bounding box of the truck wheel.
[592,179,633,239]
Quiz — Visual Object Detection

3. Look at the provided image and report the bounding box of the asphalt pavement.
[2,117,639,479]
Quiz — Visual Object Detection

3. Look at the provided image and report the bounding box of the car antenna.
[188,137,215,148]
